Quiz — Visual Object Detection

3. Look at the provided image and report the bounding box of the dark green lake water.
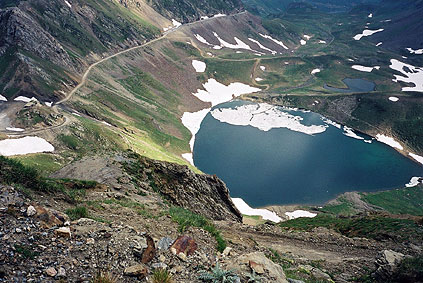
[324,78,375,93]
[193,101,423,207]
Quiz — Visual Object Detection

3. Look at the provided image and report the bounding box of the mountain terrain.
[0,0,423,282]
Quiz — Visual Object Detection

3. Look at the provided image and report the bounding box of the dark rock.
[141,235,156,264]
[170,235,197,257]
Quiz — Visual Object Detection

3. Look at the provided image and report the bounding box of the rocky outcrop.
[52,154,243,222]
[140,156,242,222]
[374,250,406,281]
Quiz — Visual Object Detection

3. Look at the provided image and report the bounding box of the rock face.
[151,0,243,22]
[140,156,242,222]
[0,8,74,69]
[374,250,405,281]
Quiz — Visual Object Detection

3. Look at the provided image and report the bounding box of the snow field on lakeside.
[231,198,282,223]
[285,210,317,220]
[376,134,403,150]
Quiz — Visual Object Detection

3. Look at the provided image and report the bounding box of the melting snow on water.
[353,29,384,40]
[232,198,282,223]
[0,136,54,156]
[285,210,317,220]
[192,60,206,72]
[181,80,260,165]
[210,103,328,135]
[389,97,399,102]
[406,177,423,188]
[351,65,380,72]
[343,126,365,140]
[376,134,403,150]
[406,48,423,55]
[259,33,289,50]
[389,59,423,92]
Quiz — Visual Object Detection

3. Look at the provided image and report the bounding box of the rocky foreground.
[0,153,422,282]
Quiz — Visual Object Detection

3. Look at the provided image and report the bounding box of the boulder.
[55,227,71,238]
[228,252,288,283]
[45,267,57,277]
[170,235,197,257]
[124,264,148,278]
[26,205,36,216]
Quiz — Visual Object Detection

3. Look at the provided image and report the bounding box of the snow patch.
[213,32,253,51]
[171,19,182,28]
[64,0,71,8]
[389,59,423,92]
[368,13,373,18]
[285,210,317,220]
[300,39,307,46]
[311,69,320,75]
[303,35,312,40]
[248,38,277,55]
[14,96,38,103]
[376,134,403,150]
[260,66,266,71]
[259,33,289,50]
[255,78,263,82]
[319,40,326,44]
[353,29,384,40]
[192,60,206,73]
[194,34,212,46]
[182,153,194,166]
[376,42,383,46]
[232,198,282,223]
[0,95,7,102]
[213,13,226,18]
[389,97,399,102]
[352,65,379,72]
[6,127,24,132]
[0,136,54,156]
[210,103,328,135]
